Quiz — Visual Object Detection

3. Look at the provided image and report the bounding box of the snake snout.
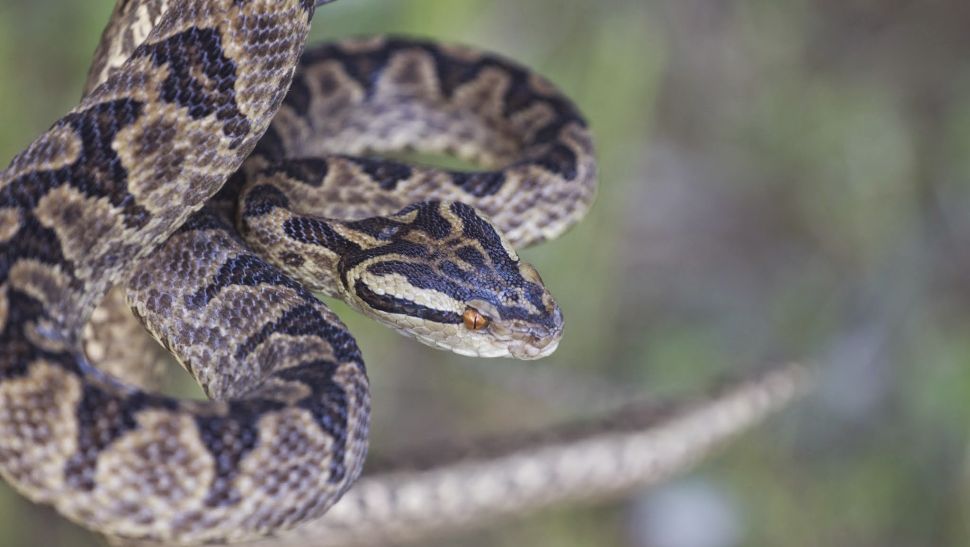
[542,306,565,339]
[508,307,564,360]
[510,335,561,360]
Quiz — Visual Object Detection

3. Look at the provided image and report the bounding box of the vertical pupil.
[464,308,488,330]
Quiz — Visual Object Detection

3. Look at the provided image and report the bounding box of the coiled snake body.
[0,0,595,543]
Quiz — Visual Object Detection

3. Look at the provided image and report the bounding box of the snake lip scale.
[0,0,596,543]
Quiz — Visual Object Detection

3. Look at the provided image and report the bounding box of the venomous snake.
[0,1,808,545]
[0,0,595,542]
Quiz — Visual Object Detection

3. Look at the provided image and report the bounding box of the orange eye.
[462,307,490,331]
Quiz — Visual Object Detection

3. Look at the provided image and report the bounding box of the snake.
[0,0,599,543]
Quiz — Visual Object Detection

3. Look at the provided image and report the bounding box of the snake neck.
[237,177,348,297]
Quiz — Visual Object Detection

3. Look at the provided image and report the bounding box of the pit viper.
[0,2,808,546]
[0,0,595,543]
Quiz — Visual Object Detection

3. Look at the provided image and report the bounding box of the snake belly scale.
[0,0,596,544]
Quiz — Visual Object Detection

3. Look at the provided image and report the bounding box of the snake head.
[338,201,564,360]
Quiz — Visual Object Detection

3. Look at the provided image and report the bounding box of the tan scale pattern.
[84,287,169,390]
[0,0,362,543]
[0,363,82,497]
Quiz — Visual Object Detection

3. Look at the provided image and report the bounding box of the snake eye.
[462,307,490,331]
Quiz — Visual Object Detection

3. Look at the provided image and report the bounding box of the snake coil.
[0,0,596,543]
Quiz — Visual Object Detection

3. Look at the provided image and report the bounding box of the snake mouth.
[502,307,565,360]
[509,335,561,360]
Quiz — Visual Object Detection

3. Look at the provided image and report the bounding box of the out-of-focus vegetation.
[1,0,969,546]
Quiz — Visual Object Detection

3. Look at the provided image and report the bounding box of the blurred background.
[1,0,969,545]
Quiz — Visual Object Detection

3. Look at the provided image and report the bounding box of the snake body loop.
[0,0,597,543]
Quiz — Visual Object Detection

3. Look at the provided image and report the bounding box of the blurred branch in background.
[1,0,969,546]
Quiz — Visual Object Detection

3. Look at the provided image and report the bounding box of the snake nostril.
[530,322,563,349]
[533,336,554,349]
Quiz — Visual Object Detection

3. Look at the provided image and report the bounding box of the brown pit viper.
[0,1,809,545]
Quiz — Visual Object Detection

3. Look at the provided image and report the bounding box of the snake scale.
[0,0,599,543]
